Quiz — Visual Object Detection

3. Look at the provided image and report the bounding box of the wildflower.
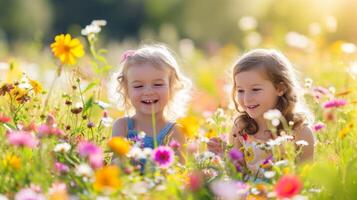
[169,140,180,150]
[152,146,175,168]
[0,83,14,95]
[0,113,11,123]
[14,188,45,200]
[3,154,21,170]
[186,171,203,192]
[177,116,200,138]
[95,100,111,109]
[38,115,64,137]
[295,140,309,146]
[108,137,131,156]
[313,122,325,132]
[101,111,113,127]
[229,149,244,162]
[7,131,39,148]
[77,141,101,157]
[323,99,347,109]
[275,174,302,198]
[93,165,121,192]
[29,79,43,94]
[210,180,249,200]
[187,141,199,153]
[55,162,70,174]
[51,34,84,65]
[48,182,69,200]
[75,163,93,177]
[54,142,71,153]
[89,152,104,169]
[264,171,276,179]
[81,19,107,36]
[338,122,354,139]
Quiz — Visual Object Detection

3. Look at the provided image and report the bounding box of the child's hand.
[207,137,226,156]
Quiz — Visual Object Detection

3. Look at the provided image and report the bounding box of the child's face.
[126,63,170,116]
[234,68,283,120]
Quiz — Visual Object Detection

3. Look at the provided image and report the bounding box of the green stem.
[151,104,157,148]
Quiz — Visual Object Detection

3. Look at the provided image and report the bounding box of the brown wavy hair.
[231,49,310,136]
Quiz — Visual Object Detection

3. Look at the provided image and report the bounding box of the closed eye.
[154,83,164,87]
[133,85,143,88]
[237,89,244,93]
[252,88,261,92]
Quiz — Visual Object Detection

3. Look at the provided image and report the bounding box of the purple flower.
[313,122,325,132]
[7,131,39,148]
[229,149,243,161]
[323,99,347,109]
[77,141,101,157]
[151,146,175,168]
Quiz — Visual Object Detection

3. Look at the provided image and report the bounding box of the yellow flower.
[205,128,217,138]
[93,165,121,192]
[29,79,43,94]
[3,154,21,170]
[338,122,354,139]
[51,34,84,65]
[246,194,267,200]
[244,147,255,163]
[177,116,200,138]
[108,137,131,156]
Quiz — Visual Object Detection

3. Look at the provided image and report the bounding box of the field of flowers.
[0,19,357,200]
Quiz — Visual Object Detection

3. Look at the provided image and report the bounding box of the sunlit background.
[1,0,357,113]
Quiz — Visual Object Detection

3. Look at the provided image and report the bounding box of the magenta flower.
[152,146,175,168]
[38,114,64,136]
[169,140,180,150]
[229,149,244,162]
[7,131,39,148]
[55,162,70,173]
[313,122,325,132]
[323,99,347,109]
[77,141,101,157]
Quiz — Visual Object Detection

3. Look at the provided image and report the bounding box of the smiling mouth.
[141,99,159,104]
[247,105,259,109]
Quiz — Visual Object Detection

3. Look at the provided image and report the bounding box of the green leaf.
[83,96,94,113]
[82,82,98,94]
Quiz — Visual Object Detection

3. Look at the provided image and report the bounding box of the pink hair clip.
[120,50,136,63]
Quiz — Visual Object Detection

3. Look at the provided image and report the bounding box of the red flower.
[0,113,11,123]
[275,174,302,198]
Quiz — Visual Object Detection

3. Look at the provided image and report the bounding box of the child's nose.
[244,92,253,103]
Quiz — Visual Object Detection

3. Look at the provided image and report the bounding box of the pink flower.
[15,188,45,200]
[0,113,11,123]
[89,152,104,169]
[55,162,70,173]
[313,122,325,132]
[151,146,175,168]
[169,140,180,150]
[7,131,39,148]
[38,114,64,136]
[77,141,101,157]
[187,171,203,192]
[120,50,136,63]
[323,99,347,109]
[275,174,302,198]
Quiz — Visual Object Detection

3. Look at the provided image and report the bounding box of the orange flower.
[51,34,84,65]
[108,137,131,156]
[93,165,121,192]
[275,174,302,198]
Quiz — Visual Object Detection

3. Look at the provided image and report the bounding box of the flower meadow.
[1,20,357,200]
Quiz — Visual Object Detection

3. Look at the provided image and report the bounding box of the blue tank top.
[126,117,175,149]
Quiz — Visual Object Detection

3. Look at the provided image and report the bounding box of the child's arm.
[169,124,186,164]
[112,118,127,137]
[295,125,315,163]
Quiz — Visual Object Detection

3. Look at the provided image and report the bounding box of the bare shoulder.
[112,117,127,137]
